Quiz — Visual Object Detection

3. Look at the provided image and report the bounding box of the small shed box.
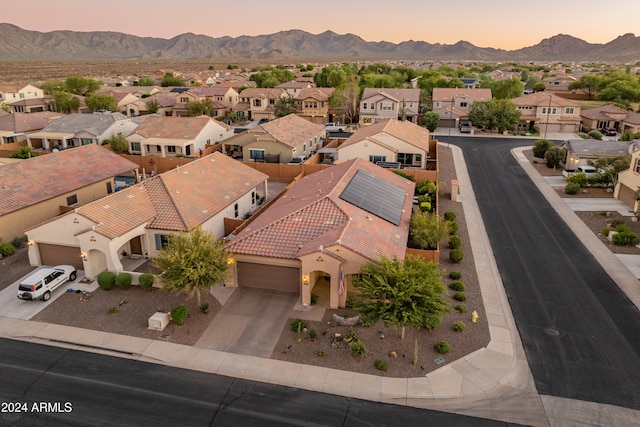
[148,312,170,331]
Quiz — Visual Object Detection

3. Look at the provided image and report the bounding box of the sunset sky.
[4,0,637,50]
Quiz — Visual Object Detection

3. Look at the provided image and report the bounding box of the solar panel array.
[339,169,406,225]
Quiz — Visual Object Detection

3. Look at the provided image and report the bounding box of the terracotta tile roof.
[432,88,492,102]
[131,116,211,139]
[0,112,62,133]
[227,158,414,261]
[361,88,420,103]
[259,114,325,148]
[73,151,268,238]
[511,92,578,107]
[339,119,430,151]
[0,144,138,217]
[580,104,629,120]
[296,87,334,101]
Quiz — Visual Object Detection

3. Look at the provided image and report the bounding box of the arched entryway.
[86,249,107,280]
[309,270,331,308]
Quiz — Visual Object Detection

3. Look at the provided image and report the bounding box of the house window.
[81,138,92,145]
[234,203,239,218]
[66,194,78,206]
[565,107,574,114]
[370,102,375,109]
[254,99,262,107]
[303,144,306,153]
[180,97,188,103]
[362,103,367,110]
[131,142,141,151]
[167,146,176,153]
[460,102,468,108]
[249,149,265,161]
[381,103,393,111]
[106,182,113,194]
[251,191,256,205]
[369,155,386,163]
[415,154,422,163]
[155,234,170,250]
[398,153,413,165]
[635,159,640,173]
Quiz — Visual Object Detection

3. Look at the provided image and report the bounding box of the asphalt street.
[0,338,525,427]
[454,136,640,410]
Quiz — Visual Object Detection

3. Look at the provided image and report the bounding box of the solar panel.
[339,170,406,225]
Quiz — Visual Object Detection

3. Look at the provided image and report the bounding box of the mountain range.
[0,23,638,62]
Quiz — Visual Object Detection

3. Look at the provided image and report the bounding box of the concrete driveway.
[195,287,299,358]
[0,268,95,320]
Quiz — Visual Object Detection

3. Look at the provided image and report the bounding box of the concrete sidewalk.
[1,144,639,426]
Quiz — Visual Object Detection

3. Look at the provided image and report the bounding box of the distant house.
[359,88,420,125]
[235,88,289,122]
[26,152,268,279]
[0,112,61,145]
[615,146,640,210]
[26,113,138,151]
[337,119,432,169]
[581,104,640,134]
[561,139,636,170]
[222,114,325,163]
[0,144,138,244]
[127,116,233,157]
[512,92,581,134]
[276,80,314,97]
[295,87,334,124]
[225,158,415,308]
[432,88,492,127]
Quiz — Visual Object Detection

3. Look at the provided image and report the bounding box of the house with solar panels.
[225,158,415,309]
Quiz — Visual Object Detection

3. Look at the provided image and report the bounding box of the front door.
[130,236,142,255]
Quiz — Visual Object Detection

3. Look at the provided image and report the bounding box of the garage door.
[38,243,83,270]
[237,262,300,293]
[618,184,636,210]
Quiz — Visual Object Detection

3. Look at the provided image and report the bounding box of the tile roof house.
[127,116,233,157]
[580,104,640,134]
[0,112,62,145]
[25,152,269,279]
[337,119,432,169]
[615,145,640,211]
[295,87,334,124]
[235,88,289,122]
[222,113,326,163]
[0,144,138,244]
[359,88,420,125]
[26,113,138,151]
[561,139,637,170]
[432,88,492,125]
[225,158,415,308]
[512,92,581,134]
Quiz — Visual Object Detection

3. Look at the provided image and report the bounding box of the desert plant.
[566,172,588,188]
[138,273,155,290]
[115,272,132,290]
[449,271,462,280]
[170,305,188,325]
[564,182,580,195]
[453,321,466,332]
[434,341,451,354]
[374,359,388,371]
[393,170,414,181]
[97,271,116,290]
[615,223,631,233]
[532,139,552,158]
[310,293,319,305]
[0,243,16,257]
[199,302,209,314]
[609,219,625,228]
[454,292,466,301]
[544,146,565,168]
[448,221,459,235]
[345,296,357,308]
[108,306,118,315]
[11,237,22,248]
[612,230,638,246]
[410,211,450,249]
[449,249,464,263]
[601,227,612,236]
[455,304,467,313]
[317,351,326,357]
[588,130,603,140]
[291,318,306,332]
[450,281,466,292]
[413,338,419,365]
[443,211,457,221]
[448,235,462,249]
[308,327,317,341]
[350,340,367,357]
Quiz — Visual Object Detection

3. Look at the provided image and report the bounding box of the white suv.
[17,265,77,301]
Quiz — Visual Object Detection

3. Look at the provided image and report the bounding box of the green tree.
[135,77,155,86]
[105,133,129,154]
[64,76,101,95]
[145,98,159,114]
[482,78,524,99]
[329,77,360,122]
[52,91,80,113]
[11,146,36,159]
[468,99,521,133]
[532,139,552,158]
[410,211,450,250]
[152,226,230,306]
[160,72,186,87]
[568,73,604,99]
[544,146,565,168]
[424,111,440,132]
[588,155,631,188]
[85,94,117,112]
[40,79,65,94]
[274,96,297,117]
[353,255,449,339]
[186,99,214,117]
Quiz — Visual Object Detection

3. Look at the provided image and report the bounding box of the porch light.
[80,252,87,261]
[302,274,309,283]
[226,257,235,265]
[27,240,34,246]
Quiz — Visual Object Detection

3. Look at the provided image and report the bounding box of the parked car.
[258,118,269,125]
[17,265,77,301]
[325,123,345,132]
[287,155,307,165]
[562,165,599,178]
[603,128,617,136]
[459,123,472,133]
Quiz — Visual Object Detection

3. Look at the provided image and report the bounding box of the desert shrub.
[566,172,588,188]
[291,318,306,332]
[11,237,23,248]
[609,219,625,228]
[424,313,443,330]
[615,223,631,233]
[350,340,367,357]
[115,272,132,290]
[97,271,116,290]
[450,281,466,292]
[612,230,638,246]
[416,180,436,195]
[199,302,209,314]
[454,292,466,301]
[453,321,466,332]
[108,306,118,315]
[449,271,462,280]
[374,359,388,372]
[443,211,457,221]
[417,194,430,204]
[449,249,464,263]
[139,273,155,290]
[0,243,16,257]
[345,296,357,308]
[448,235,462,249]
[544,146,565,168]
[393,170,414,181]
[455,304,467,313]
[564,182,580,195]
[308,327,317,341]
[588,130,603,140]
[448,221,459,235]
[532,139,552,158]
[601,227,612,236]
[171,305,188,325]
[311,293,319,305]
[419,201,432,212]
[621,129,635,141]
[434,341,451,354]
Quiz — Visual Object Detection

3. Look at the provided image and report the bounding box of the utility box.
[148,312,170,331]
